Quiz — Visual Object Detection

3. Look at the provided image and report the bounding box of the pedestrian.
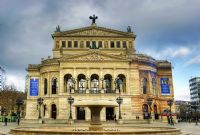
[167,116,170,124]
[4,117,8,126]
[114,114,116,121]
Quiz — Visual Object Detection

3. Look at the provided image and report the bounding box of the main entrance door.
[77,107,85,120]
[106,107,114,120]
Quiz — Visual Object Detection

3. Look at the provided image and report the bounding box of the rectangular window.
[123,41,127,48]
[68,41,72,48]
[62,41,66,48]
[86,41,90,48]
[74,41,78,48]
[110,41,115,48]
[117,41,120,48]
[98,41,102,48]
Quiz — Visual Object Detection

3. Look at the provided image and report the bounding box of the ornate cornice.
[52,25,136,39]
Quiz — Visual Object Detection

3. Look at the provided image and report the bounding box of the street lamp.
[16,99,24,118]
[37,97,44,119]
[191,101,199,125]
[167,99,174,125]
[147,97,153,123]
[68,95,74,120]
[116,96,123,119]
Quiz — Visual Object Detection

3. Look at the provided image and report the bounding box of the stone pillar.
[90,107,103,124]
[85,107,91,121]
[72,106,76,120]
[60,72,64,94]
[100,107,106,121]
[48,72,51,96]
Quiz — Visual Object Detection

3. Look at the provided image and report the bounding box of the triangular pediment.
[60,51,129,62]
[52,26,135,38]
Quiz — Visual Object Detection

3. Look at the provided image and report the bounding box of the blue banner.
[30,79,38,96]
[160,78,170,95]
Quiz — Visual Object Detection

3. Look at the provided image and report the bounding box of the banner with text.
[160,78,170,95]
[30,79,38,96]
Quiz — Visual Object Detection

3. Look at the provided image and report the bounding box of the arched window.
[142,78,148,94]
[64,74,72,93]
[77,74,86,93]
[152,78,156,95]
[104,74,112,93]
[44,78,47,95]
[91,74,99,93]
[118,74,126,93]
[52,78,57,94]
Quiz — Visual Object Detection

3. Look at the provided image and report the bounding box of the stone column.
[85,107,91,121]
[100,107,106,121]
[48,72,51,96]
[59,71,64,94]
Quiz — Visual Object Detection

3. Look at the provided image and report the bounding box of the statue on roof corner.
[89,14,98,24]
[55,25,60,32]
[127,26,132,32]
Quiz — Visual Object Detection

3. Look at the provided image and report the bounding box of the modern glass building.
[189,77,200,103]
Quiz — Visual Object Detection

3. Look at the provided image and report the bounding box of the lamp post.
[167,99,173,125]
[16,99,24,118]
[68,95,74,120]
[116,96,123,120]
[37,97,44,119]
[147,97,153,123]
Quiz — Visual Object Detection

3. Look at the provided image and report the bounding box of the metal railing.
[72,89,117,94]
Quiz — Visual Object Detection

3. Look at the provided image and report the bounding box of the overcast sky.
[0,0,200,101]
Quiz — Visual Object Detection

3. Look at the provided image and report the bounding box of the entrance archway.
[142,104,149,119]
[106,107,114,120]
[77,107,85,120]
[51,104,57,119]
[154,104,159,119]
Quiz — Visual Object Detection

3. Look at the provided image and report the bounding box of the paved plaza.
[0,121,200,135]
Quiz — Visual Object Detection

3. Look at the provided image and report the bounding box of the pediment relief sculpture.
[61,52,128,62]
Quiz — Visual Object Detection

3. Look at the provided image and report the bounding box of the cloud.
[0,0,199,100]
[174,91,190,101]
[172,47,191,57]
[186,55,200,65]
[6,73,25,91]
[142,46,191,60]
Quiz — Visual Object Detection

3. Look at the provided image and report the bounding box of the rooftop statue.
[127,26,132,32]
[89,14,98,24]
[55,25,60,32]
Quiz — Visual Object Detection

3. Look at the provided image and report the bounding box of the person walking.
[4,117,8,126]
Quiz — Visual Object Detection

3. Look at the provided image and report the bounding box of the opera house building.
[25,16,175,123]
